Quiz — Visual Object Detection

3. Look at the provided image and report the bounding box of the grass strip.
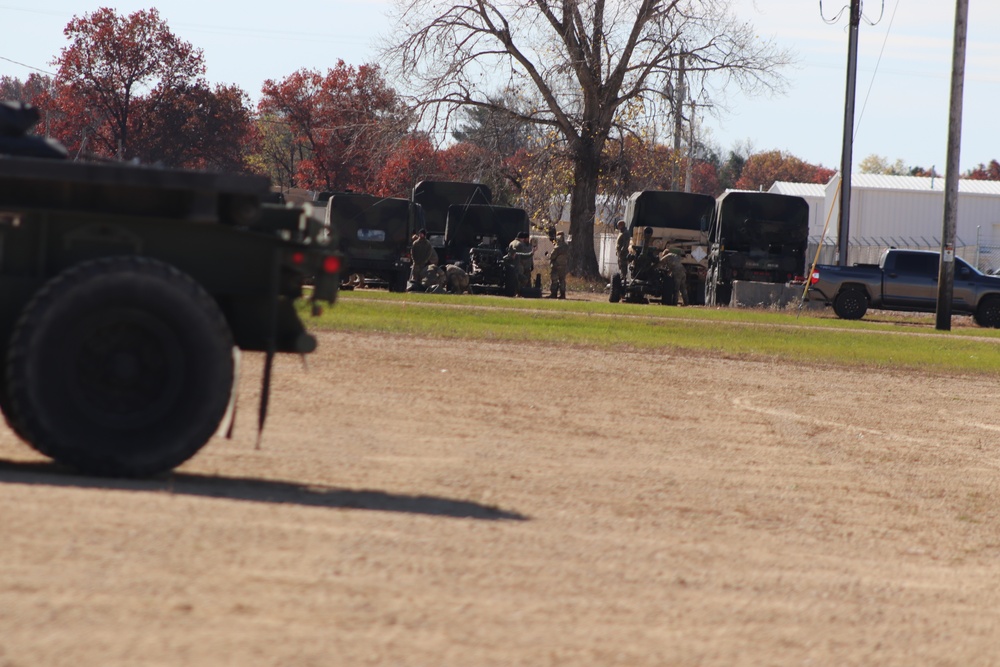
[303,292,1000,375]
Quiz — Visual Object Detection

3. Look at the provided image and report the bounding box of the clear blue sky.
[1,0,995,173]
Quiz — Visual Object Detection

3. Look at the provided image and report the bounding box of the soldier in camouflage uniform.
[444,264,470,294]
[660,247,689,306]
[422,264,447,292]
[548,231,569,299]
[615,220,630,279]
[409,228,434,291]
[506,230,534,296]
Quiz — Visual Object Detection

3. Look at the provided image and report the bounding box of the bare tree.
[385,0,792,277]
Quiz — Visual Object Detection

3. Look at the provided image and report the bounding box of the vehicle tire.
[832,288,869,320]
[6,256,235,477]
[610,274,622,303]
[389,269,408,293]
[974,296,1000,328]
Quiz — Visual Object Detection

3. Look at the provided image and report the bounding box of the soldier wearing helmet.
[506,230,534,296]
[547,231,569,299]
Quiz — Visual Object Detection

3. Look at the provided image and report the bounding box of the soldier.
[615,220,630,279]
[422,264,447,292]
[660,247,689,306]
[548,231,569,299]
[444,264,470,294]
[409,228,434,291]
[506,230,534,296]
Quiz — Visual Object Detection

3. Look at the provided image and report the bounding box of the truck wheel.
[833,289,868,320]
[389,269,408,293]
[609,274,622,303]
[6,256,234,477]
[974,296,1000,328]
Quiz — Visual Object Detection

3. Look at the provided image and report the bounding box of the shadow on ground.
[0,459,526,521]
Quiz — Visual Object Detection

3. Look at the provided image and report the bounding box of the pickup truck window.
[893,253,938,276]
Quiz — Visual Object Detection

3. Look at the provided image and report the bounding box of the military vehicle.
[0,101,340,477]
[705,191,810,306]
[610,191,715,305]
[444,203,540,296]
[324,192,420,292]
[411,180,492,264]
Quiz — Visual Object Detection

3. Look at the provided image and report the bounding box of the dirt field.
[3,322,1000,666]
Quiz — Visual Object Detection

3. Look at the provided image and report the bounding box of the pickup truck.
[807,248,1000,327]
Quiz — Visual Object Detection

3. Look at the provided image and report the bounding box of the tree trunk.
[568,147,602,278]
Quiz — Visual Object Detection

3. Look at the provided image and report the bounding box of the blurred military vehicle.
[705,191,809,306]
[0,100,341,477]
[610,191,715,305]
[411,180,492,263]
[323,192,420,292]
[444,203,541,297]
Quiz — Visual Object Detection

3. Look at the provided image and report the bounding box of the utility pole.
[836,0,862,266]
[936,0,969,331]
[672,55,686,191]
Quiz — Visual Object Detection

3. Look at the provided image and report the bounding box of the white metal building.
[771,174,1000,246]
[770,175,1000,269]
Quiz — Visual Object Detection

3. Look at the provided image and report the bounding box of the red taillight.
[291,251,306,265]
[323,256,341,274]
[810,270,820,285]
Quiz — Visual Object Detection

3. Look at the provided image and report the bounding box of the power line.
[0,55,55,76]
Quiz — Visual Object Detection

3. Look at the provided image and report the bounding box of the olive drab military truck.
[0,101,341,477]
[705,191,810,306]
[610,190,715,305]
[444,203,541,297]
[324,192,421,292]
[411,180,492,265]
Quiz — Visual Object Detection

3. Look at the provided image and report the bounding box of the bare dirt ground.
[3,321,1000,666]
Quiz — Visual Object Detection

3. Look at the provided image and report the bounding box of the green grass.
[302,290,1000,375]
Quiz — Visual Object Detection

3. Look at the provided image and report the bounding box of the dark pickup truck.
[807,248,1000,327]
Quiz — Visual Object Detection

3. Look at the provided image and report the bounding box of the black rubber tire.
[388,269,408,293]
[609,274,622,303]
[974,296,1000,328]
[832,289,869,320]
[6,256,235,477]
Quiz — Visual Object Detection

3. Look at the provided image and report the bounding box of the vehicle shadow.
[0,459,527,521]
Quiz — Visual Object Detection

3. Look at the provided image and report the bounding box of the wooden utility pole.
[836,0,861,266]
[936,0,969,331]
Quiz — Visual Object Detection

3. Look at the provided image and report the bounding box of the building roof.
[844,174,1000,196]
[769,182,826,198]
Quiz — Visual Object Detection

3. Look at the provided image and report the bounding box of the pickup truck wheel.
[974,297,1000,328]
[6,256,235,477]
[833,289,869,320]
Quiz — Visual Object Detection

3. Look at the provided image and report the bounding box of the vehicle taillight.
[291,251,306,265]
[323,256,341,274]
[810,270,820,285]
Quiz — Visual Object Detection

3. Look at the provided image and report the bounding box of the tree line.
[3,6,992,276]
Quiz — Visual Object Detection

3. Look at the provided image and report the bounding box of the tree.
[372,133,444,198]
[257,63,407,192]
[734,150,835,191]
[0,74,51,106]
[859,154,906,175]
[136,83,257,172]
[966,160,1000,181]
[47,8,205,160]
[385,0,791,277]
